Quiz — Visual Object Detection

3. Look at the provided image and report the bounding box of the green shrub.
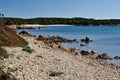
[22,45,33,53]
[0,67,9,80]
[35,55,43,58]
[0,47,9,59]
[49,71,63,77]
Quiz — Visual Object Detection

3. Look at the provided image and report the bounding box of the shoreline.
[9,24,73,29]
[2,36,120,80]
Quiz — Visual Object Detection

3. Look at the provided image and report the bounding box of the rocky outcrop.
[37,35,77,44]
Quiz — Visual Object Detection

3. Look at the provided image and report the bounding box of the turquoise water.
[18,26,120,66]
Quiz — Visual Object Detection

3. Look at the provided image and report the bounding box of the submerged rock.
[80,44,86,46]
[81,37,93,43]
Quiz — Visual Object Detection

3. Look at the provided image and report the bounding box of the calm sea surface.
[18,26,120,66]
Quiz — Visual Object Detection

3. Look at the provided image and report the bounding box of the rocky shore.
[1,36,120,80]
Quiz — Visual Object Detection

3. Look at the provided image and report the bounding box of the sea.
[17,26,120,66]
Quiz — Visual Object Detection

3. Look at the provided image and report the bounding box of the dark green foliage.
[0,47,8,59]
[0,67,9,80]
[1,17,120,26]
[49,72,63,77]
[22,45,33,53]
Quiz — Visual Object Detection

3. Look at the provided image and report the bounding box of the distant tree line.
[1,17,120,26]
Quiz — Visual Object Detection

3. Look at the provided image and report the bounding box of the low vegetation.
[49,71,63,77]
[0,47,9,59]
[0,67,9,80]
[35,55,43,58]
[0,25,29,58]
[22,45,33,53]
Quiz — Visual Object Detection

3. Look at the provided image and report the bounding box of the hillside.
[1,17,120,26]
[0,26,27,46]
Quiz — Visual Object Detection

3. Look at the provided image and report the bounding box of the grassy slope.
[0,26,28,46]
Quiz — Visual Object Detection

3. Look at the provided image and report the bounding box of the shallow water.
[17,26,120,66]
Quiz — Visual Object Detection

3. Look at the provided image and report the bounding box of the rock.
[96,53,111,59]
[91,50,97,54]
[37,35,76,44]
[19,31,31,37]
[81,37,93,43]
[70,47,77,52]
[58,45,69,51]
[114,56,120,59]
[75,52,79,55]
[80,50,90,55]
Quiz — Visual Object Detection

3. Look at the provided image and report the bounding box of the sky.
[0,0,120,19]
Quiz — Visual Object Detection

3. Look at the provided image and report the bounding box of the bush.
[0,47,9,59]
[49,71,63,77]
[0,67,9,80]
[22,45,33,53]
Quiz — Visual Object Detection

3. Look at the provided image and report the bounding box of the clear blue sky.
[0,0,120,19]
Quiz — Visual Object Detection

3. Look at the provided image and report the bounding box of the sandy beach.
[2,36,120,80]
[9,24,73,29]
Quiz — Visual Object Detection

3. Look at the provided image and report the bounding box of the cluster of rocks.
[80,50,112,59]
[36,35,77,44]
[80,50,97,55]
[80,50,120,60]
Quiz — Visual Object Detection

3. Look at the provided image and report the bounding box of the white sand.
[9,24,73,29]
